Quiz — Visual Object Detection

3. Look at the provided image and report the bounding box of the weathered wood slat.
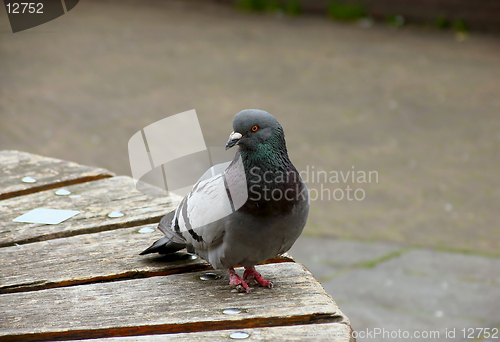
[73,323,353,341]
[0,226,210,293]
[0,225,294,294]
[0,263,347,342]
[0,150,114,200]
[0,176,182,247]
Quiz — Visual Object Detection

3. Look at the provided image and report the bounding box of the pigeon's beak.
[225,131,242,150]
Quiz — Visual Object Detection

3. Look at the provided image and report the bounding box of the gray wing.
[167,171,234,251]
[142,157,246,261]
[141,172,232,256]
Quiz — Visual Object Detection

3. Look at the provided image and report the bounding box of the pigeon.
[140,109,309,293]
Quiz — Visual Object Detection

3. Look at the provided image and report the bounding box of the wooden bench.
[0,150,355,341]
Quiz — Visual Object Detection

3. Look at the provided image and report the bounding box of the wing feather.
[175,173,232,250]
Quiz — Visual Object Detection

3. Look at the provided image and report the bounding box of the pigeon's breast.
[214,191,309,269]
[240,170,308,216]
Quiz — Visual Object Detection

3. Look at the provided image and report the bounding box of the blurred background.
[1,0,499,340]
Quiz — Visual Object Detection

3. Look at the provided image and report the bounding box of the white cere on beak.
[229,131,242,140]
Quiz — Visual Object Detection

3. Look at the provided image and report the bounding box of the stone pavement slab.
[380,249,500,283]
[336,301,473,342]
[288,236,404,281]
[330,265,498,322]
[291,237,500,342]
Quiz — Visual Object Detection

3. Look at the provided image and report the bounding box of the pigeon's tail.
[139,210,186,255]
[139,236,186,255]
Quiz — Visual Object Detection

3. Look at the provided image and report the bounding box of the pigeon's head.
[225,109,284,151]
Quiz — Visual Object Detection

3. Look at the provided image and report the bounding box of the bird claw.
[228,267,273,293]
[229,268,251,293]
[244,277,258,286]
[235,284,249,293]
[243,273,257,286]
[243,267,273,288]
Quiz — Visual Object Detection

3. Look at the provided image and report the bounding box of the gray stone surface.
[379,249,500,283]
[289,236,404,267]
[330,265,498,321]
[336,300,473,342]
[288,236,403,280]
[293,237,500,342]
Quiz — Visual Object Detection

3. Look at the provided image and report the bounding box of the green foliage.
[453,18,469,33]
[327,1,366,21]
[265,0,283,13]
[236,0,300,15]
[435,16,450,30]
[386,14,405,27]
[285,0,302,15]
[236,0,267,12]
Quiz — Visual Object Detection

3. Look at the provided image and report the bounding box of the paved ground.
[1,0,499,340]
[289,239,500,341]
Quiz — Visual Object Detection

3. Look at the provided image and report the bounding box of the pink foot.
[243,267,273,288]
[228,268,251,293]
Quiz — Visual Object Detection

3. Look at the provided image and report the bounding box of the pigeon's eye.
[251,125,259,132]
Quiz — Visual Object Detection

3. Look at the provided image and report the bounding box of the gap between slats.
[0,314,343,342]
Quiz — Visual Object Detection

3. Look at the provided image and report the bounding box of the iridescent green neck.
[240,131,290,171]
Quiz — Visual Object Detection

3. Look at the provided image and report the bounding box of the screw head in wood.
[230,331,250,339]
[199,273,219,281]
[108,211,125,218]
[138,227,155,233]
[223,308,241,315]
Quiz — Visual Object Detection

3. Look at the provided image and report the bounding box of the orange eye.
[251,125,259,132]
